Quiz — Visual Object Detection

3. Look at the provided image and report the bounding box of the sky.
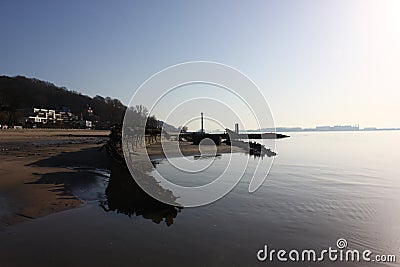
[1,0,399,129]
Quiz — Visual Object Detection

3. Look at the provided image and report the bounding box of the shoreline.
[0,129,110,227]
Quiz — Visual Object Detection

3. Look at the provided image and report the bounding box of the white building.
[29,108,56,124]
[28,107,92,128]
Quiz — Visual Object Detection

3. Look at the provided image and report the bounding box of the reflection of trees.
[99,163,182,226]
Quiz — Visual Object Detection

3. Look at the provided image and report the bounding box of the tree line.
[0,75,126,129]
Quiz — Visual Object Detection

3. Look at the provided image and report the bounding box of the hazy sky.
[1,0,399,128]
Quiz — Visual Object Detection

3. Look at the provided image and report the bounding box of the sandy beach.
[0,129,110,226]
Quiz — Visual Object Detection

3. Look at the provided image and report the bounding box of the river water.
[0,131,399,266]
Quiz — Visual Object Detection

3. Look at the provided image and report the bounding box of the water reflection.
[99,163,182,226]
[26,147,182,226]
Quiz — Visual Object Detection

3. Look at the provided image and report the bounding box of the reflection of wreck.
[100,163,181,226]
[105,126,182,226]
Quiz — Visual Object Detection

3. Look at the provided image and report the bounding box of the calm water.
[0,131,399,266]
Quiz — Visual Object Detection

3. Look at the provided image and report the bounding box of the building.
[28,108,56,124]
[27,107,91,128]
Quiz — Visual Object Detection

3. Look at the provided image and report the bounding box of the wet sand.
[0,129,110,226]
